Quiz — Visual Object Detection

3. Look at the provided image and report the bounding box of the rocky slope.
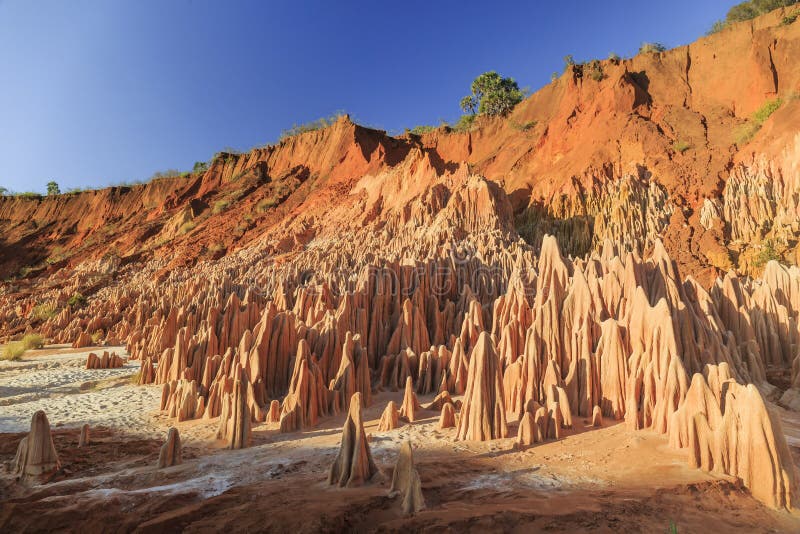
[2,5,800,518]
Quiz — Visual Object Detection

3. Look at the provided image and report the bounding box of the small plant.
[608,52,621,61]
[5,333,47,358]
[639,42,667,54]
[753,98,783,123]
[563,54,575,72]
[280,112,347,141]
[257,198,279,213]
[31,302,58,321]
[68,292,86,309]
[451,114,477,132]
[510,119,537,132]
[149,169,183,181]
[193,161,209,174]
[0,186,8,195]
[409,125,436,135]
[782,12,798,25]
[179,221,196,235]
[735,97,783,145]
[706,19,727,35]
[754,239,781,267]
[550,72,558,83]
[213,199,230,214]
[91,330,104,345]
[208,243,225,253]
[673,140,691,153]
[22,333,44,350]
[587,60,604,81]
[16,192,42,199]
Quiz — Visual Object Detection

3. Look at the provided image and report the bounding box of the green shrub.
[587,60,604,81]
[179,221,196,235]
[460,71,526,117]
[755,239,781,267]
[149,169,182,181]
[726,0,797,23]
[22,333,44,350]
[280,112,347,141]
[257,198,279,212]
[673,140,691,153]
[31,302,58,321]
[16,192,42,199]
[2,342,25,361]
[213,199,230,214]
[451,114,477,132]
[47,181,60,195]
[68,292,86,308]
[91,331,104,345]
[607,52,621,61]
[0,186,8,196]
[409,125,436,135]
[735,98,783,144]
[563,55,575,72]
[753,98,783,123]
[193,161,209,173]
[639,42,667,54]
[550,72,558,83]
[782,12,798,24]
[510,119,537,131]
[706,19,728,35]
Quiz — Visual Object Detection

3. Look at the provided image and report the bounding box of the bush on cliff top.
[708,0,798,33]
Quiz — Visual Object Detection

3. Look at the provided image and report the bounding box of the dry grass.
[2,333,45,361]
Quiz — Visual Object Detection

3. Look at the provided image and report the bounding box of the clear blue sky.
[0,0,734,193]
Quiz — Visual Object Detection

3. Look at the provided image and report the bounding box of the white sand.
[0,345,161,434]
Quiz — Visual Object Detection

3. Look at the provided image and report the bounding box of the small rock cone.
[399,376,421,422]
[517,411,536,448]
[591,405,603,427]
[438,403,456,429]
[389,441,425,515]
[328,392,379,487]
[157,427,182,468]
[14,410,60,478]
[378,401,400,431]
[266,399,281,423]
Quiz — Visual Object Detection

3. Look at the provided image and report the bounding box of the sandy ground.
[2,346,800,532]
[0,345,162,435]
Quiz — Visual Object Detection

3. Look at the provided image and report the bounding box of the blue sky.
[0,0,734,193]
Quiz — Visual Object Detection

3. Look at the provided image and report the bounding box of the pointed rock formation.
[328,392,379,487]
[378,401,400,431]
[389,441,425,515]
[590,405,603,427]
[217,370,251,449]
[456,332,508,441]
[399,376,421,422]
[14,410,60,478]
[517,411,536,448]
[157,427,182,468]
[438,403,456,429]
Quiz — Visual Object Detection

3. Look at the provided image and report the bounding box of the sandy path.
[0,345,161,435]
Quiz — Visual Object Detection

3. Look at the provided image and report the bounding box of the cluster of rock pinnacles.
[130,235,796,510]
[13,232,799,512]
